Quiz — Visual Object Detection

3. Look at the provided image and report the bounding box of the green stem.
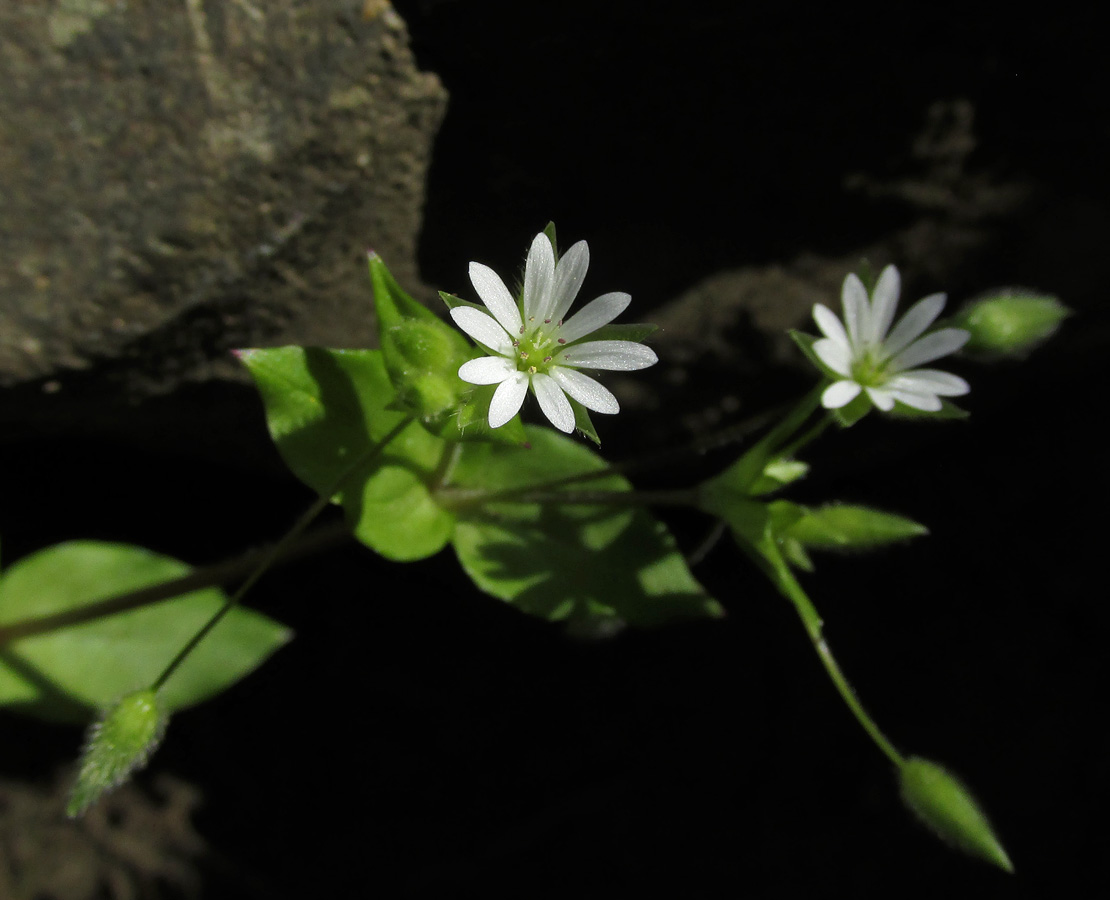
[149,416,412,692]
[438,486,697,512]
[765,548,905,769]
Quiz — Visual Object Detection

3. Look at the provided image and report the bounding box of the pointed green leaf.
[67,690,167,817]
[778,503,928,551]
[0,542,289,723]
[450,428,721,630]
[900,757,1014,872]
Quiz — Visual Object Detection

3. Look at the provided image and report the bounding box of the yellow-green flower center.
[849,346,891,387]
[513,315,565,375]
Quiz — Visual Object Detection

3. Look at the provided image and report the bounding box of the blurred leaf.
[67,690,167,817]
[777,503,928,551]
[900,757,1014,872]
[749,457,810,496]
[451,428,721,630]
[238,347,454,560]
[0,542,289,724]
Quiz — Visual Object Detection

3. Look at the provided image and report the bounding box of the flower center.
[513,315,565,375]
[849,346,891,387]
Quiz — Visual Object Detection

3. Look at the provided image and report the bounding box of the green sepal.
[887,398,969,421]
[450,428,722,630]
[777,502,928,551]
[830,391,871,427]
[900,757,1014,873]
[0,542,289,723]
[237,347,454,560]
[571,399,600,446]
[453,383,531,447]
[542,221,558,258]
[955,290,1069,358]
[439,290,485,315]
[67,690,167,817]
[588,322,659,344]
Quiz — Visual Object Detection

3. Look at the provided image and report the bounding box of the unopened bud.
[899,756,1013,872]
[956,290,1069,357]
[67,690,167,818]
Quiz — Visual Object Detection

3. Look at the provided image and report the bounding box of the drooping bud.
[899,756,1013,872]
[67,689,168,818]
[955,290,1069,358]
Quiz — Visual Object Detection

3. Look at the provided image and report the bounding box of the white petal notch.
[451,229,657,437]
[807,265,971,415]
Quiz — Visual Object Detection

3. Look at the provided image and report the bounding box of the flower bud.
[955,290,1069,357]
[899,756,1013,872]
[67,689,167,817]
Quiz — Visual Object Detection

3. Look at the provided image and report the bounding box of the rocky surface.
[1,0,445,410]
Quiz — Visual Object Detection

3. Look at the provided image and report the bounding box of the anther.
[519,325,525,335]
[543,356,552,362]
[557,338,566,344]
[544,318,551,324]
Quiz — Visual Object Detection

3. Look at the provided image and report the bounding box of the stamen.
[519,325,525,335]
[557,338,566,344]
[544,318,551,324]
[543,356,552,362]
[528,365,537,374]
[520,351,529,360]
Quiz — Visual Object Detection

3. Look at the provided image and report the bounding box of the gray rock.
[0,0,446,400]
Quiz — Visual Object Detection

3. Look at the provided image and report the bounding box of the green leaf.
[749,457,810,496]
[900,757,1014,873]
[778,503,928,551]
[238,347,454,560]
[955,290,1069,358]
[450,428,721,630]
[67,690,167,817]
[0,542,289,724]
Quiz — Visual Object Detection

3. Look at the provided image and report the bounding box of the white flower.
[812,265,971,412]
[451,232,658,432]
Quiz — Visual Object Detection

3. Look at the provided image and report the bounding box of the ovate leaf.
[0,542,289,723]
[450,428,721,631]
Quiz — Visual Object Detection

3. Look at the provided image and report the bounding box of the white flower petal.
[813,304,850,348]
[869,265,901,343]
[551,367,619,413]
[865,386,896,411]
[450,307,514,354]
[458,355,515,385]
[556,292,631,344]
[884,293,946,356]
[887,369,969,396]
[841,273,870,347]
[890,327,969,371]
[523,232,556,322]
[488,371,529,428]
[889,389,942,412]
[531,372,575,433]
[556,339,657,371]
[547,240,590,325]
[469,262,522,335]
[813,337,852,377]
[821,379,862,409]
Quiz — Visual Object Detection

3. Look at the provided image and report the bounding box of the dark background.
[2,2,1106,897]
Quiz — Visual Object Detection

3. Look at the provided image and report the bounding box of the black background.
[2,2,1106,897]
